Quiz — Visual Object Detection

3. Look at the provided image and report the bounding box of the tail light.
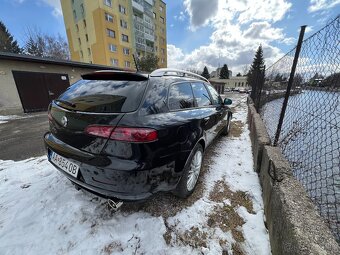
[84,126,158,143]
[84,126,115,139]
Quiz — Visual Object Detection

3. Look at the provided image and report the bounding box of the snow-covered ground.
[0,115,30,124]
[0,94,271,255]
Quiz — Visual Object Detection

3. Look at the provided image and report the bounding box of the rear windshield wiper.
[55,99,76,108]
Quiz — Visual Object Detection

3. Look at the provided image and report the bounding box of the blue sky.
[1,0,339,73]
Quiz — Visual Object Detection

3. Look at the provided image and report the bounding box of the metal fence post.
[273,25,306,146]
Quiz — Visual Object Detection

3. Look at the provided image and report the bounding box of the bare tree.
[242,64,249,76]
[24,27,70,60]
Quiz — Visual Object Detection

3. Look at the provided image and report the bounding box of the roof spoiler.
[81,70,148,81]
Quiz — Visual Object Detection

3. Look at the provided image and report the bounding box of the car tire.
[173,144,204,198]
[221,115,231,136]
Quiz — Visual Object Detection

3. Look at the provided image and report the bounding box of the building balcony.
[136,43,145,50]
[145,46,154,53]
[144,0,153,7]
[135,30,145,38]
[133,16,144,25]
[144,33,154,42]
[132,0,144,13]
[144,9,153,18]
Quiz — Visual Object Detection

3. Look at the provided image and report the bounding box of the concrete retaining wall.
[247,98,340,254]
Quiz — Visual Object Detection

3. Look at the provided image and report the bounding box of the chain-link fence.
[252,15,340,242]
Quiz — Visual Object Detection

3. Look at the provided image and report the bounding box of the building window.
[122,34,129,42]
[85,34,89,41]
[105,13,113,22]
[161,58,165,64]
[83,19,87,28]
[119,5,126,14]
[109,44,117,52]
[81,4,84,14]
[80,50,83,58]
[123,47,130,55]
[111,58,118,66]
[107,28,115,38]
[161,48,165,55]
[76,24,79,32]
[87,48,91,55]
[104,0,112,7]
[73,10,77,19]
[161,28,165,34]
[153,12,156,19]
[160,6,163,12]
[120,19,128,29]
[160,37,165,44]
[78,38,81,45]
[160,16,165,24]
[125,61,130,68]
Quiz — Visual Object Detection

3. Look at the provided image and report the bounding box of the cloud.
[243,22,284,41]
[168,0,292,73]
[308,0,340,12]
[184,0,219,29]
[39,0,62,17]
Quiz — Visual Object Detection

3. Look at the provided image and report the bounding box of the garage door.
[12,71,70,113]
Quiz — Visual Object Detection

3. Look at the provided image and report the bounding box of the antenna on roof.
[133,53,140,72]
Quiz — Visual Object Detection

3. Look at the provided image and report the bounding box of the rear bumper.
[44,132,181,201]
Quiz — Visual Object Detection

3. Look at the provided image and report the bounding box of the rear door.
[49,78,148,154]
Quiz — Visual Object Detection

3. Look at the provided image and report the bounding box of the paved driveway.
[0,113,49,160]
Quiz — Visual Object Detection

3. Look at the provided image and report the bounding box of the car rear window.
[58,79,147,113]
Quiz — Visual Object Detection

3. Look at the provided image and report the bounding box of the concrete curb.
[247,97,340,254]
[247,100,271,172]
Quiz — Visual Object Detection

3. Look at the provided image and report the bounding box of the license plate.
[50,151,79,178]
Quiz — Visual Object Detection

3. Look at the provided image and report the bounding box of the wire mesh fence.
[252,15,340,242]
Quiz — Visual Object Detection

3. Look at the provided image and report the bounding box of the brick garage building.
[0,52,120,114]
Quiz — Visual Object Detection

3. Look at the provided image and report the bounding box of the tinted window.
[58,80,147,113]
[168,83,194,110]
[191,82,211,107]
[207,84,223,105]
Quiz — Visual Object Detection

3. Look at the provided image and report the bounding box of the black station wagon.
[44,69,232,201]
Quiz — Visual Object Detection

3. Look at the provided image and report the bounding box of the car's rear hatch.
[48,71,148,154]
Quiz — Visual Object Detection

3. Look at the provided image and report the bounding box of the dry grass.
[209,180,254,214]
[163,223,209,249]
[229,120,244,138]
[101,241,123,254]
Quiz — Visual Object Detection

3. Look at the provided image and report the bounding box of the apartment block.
[61,0,167,69]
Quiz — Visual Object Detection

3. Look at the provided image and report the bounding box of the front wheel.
[173,144,203,198]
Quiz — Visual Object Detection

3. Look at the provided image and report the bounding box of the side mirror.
[224,98,232,105]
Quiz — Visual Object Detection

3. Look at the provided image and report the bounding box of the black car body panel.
[44,71,232,201]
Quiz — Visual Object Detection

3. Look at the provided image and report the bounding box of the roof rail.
[150,68,209,83]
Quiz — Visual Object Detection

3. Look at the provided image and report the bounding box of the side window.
[168,83,195,110]
[206,84,222,105]
[191,82,211,107]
